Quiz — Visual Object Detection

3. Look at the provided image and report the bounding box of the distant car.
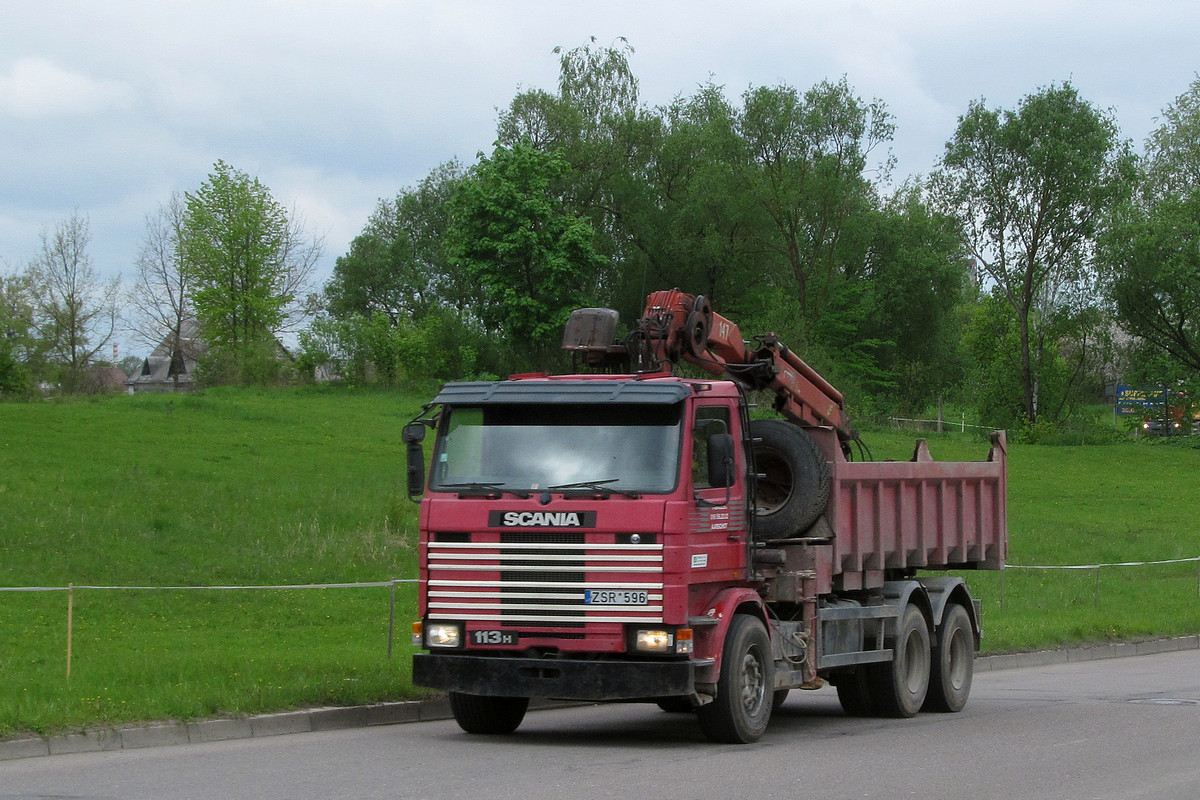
[1142,418,1182,435]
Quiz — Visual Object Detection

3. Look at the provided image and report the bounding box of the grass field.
[2,388,1199,737]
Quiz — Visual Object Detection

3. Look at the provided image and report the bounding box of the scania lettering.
[407,290,1007,743]
[497,511,589,527]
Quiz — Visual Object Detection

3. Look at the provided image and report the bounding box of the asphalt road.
[2,648,1199,800]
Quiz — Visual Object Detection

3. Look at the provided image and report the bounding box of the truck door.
[687,403,748,576]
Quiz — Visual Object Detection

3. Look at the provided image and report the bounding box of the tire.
[924,603,974,713]
[866,604,930,718]
[448,692,529,734]
[834,669,876,717]
[772,689,790,711]
[750,420,831,539]
[697,615,774,743]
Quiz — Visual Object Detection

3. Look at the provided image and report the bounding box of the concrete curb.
[973,633,1200,671]
[4,635,1198,762]
[0,700,449,762]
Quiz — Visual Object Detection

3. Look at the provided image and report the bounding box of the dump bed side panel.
[826,432,1007,584]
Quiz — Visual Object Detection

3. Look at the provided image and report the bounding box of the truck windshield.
[430,403,683,494]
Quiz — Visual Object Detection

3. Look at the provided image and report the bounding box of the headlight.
[636,629,673,652]
[425,622,462,648]
[633,627,693,654]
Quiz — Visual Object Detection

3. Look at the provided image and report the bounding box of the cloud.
[0,57,138,118]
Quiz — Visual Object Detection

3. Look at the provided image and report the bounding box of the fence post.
[66,583,74,680]
[387,580,396,660]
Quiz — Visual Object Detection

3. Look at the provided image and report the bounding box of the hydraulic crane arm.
[562,289,856,449]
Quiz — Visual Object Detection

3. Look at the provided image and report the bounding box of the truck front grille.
[426,537,664,624]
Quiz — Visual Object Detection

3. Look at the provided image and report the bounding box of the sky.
[3,0,1199,357]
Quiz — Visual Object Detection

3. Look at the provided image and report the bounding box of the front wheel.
[924,603,974,712]
[448,692,529,734]
[697,615,774,743]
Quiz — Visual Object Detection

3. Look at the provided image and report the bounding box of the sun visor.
[432,380,692,406]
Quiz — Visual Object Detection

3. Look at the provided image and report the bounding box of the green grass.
[1,387,429,737]
[2,393,1199,737]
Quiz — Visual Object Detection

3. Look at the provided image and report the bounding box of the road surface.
[2,648,1199,800]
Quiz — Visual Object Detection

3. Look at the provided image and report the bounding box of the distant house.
[126,319,297,392]
[126,319,204,393]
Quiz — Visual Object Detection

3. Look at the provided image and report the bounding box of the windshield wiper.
[546,479,640,499]
[439,482,530,498]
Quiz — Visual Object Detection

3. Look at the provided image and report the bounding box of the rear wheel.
[866,604,930,718]
[924,603,974,712]
[697,615,774,743]
[448,692,529,734]
[835,669,876,717]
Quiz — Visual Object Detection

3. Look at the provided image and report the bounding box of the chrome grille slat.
[426,539,665,624]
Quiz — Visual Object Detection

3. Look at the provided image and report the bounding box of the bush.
[196,339,295,388]
[0,346,31,399]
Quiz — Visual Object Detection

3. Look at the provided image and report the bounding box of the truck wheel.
[834,669,876,716]
[448,692,529,734]
[750,420,831,539]
[697,615,774,743]
[924,603,974,713]
[867,604,930,718]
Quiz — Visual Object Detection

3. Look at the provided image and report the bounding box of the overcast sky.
[3,0,1199,356]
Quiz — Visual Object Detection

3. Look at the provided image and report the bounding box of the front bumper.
[413,653,695,700]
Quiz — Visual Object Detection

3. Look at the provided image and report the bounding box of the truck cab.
[411,377,759,729]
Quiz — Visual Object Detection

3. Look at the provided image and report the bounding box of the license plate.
[585,589,649,605]
[469,629,518,646]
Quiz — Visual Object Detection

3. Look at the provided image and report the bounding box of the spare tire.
[750,419,831,539]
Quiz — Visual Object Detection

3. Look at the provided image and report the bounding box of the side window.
[692,406,730,489]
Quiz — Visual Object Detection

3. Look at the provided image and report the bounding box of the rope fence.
[0,579,419,678]
[889,416,995,433]
[3,560,1197,678]
[1002,556,1200,608]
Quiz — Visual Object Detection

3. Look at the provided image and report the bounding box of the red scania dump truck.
[405,290,1007,743]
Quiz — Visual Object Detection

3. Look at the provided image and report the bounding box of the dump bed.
[811,430,1007,592]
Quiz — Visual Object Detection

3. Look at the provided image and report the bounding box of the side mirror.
[402,423,427,500]
[706,433,736,489]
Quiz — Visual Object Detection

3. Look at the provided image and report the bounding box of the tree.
[1101,78,1200,375]
[1103,191,1200,371]
[27,213,120,393]
[129,193,195,386]
[324,160,466,323]
[181,160,322,360]
[825,183,971,412]
[0,269,38,396]
[496,38,645,312]
[736,78,895,343]
[449,142,606,361]
[931,83,1132,423]
[1143,75,1200,200]
[611,82,769,317]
